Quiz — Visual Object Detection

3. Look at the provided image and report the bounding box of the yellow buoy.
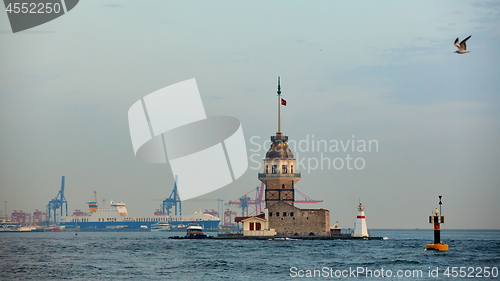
[426,243,448,251]
[426,196,448,251]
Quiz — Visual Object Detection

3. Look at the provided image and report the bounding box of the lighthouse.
[352,201,369,238]
[426,196,449,251]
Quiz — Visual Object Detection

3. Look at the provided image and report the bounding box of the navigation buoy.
[426,196,448,251]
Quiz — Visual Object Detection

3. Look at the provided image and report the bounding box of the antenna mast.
[277,77,281,133]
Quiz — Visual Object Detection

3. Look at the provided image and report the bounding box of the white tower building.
[352,202,369,238]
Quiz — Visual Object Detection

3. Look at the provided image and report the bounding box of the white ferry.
[151,221,171,231]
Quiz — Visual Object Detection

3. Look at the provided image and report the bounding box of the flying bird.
[454,35,471,54]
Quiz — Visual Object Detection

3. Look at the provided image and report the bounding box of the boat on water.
[59,199,220,231]
[186,223,208,238]
[44,226,59,232]
[0,219,20,232]
[151,221,171,231]
[169,211,221,230]
[0,220,45,232]
[169,223,211,239]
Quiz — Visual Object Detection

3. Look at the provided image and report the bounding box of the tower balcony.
[271,135,288,142]
[258,172,301,179]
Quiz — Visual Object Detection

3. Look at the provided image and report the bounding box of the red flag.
[281,99,287,106]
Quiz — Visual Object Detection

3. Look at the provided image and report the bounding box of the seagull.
[454,35,471,54]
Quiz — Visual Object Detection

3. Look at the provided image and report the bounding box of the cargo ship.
[59,199,220,231]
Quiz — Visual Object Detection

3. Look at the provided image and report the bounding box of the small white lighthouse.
[352,201,369,238]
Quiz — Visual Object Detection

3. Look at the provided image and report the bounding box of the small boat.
[151,221,171,231]
[44,226,60,232]
[185,224,208,239]
[168,224,213,239]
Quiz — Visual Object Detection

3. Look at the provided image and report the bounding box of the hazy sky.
[1,1,499,229]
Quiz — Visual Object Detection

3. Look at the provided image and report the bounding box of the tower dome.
[265,133,294,160]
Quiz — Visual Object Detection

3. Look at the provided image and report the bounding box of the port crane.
[228,184,323,217]
[161,175,181,216]
[46,176,68,224]
[228,184,265,217]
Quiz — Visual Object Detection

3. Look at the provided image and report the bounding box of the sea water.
[0,230,498,280]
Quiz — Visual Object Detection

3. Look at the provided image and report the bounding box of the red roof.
[235,213,265,222]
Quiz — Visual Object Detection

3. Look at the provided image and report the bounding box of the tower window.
[266,165,268,173]
[269,212,272,217]
[290,212,294,217]
[282,165,287,174]
[276,212,280,217]
[272,165,277,174]
[282,184,285,189]
[283,212,287,217]
[291,165,294,174]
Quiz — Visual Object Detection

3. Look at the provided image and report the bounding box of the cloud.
[436,26,454,32]
[470,1,500,32]
[245,87,262,93]
[472,1,500,8]
[203,95,226,100]
[295,38,315,46]
[380,44,444,64]
[102,4,123,8]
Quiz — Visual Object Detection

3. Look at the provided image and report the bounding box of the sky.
[1,0,499,229]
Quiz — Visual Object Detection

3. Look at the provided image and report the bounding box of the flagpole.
[277,77,281,133]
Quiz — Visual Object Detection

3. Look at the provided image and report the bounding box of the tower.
[258,77,301,207]
[352,201,369,238]
[249,77,330,237]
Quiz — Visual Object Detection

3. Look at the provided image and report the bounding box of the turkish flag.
[281,99,287,106]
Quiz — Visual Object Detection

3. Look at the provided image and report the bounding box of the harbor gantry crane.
[46,176,68,224]
[228,184,323,217]
[32,209,47,226]
[161,175,182,216]
[223,209,237,226]
[228,184,265,217]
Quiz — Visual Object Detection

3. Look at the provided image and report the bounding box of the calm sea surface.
[0,230,499,280]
